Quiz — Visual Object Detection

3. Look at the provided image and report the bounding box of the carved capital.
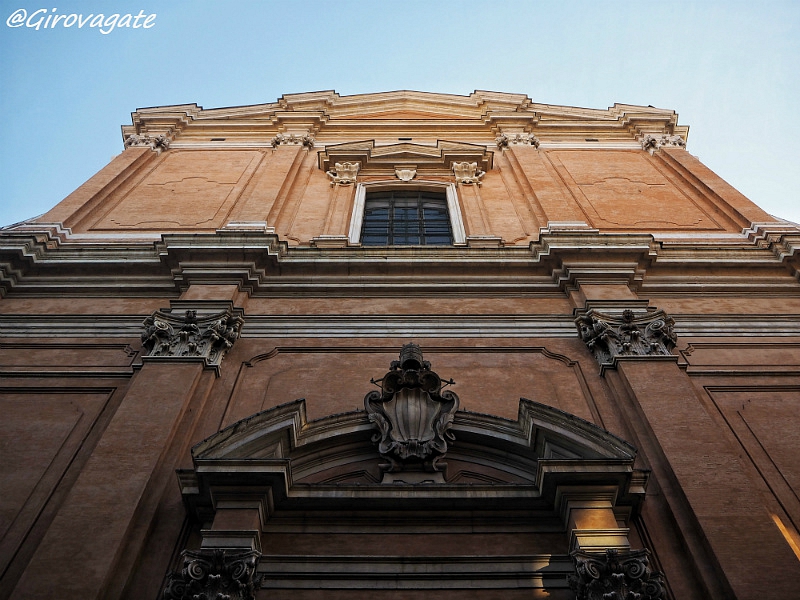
[141,307,244,370]
[270,132,315,148]
[162,548,261,600]
[365,343,459,474]
[641,134,686,154]
[327,161,359,186]
[568,548,666,600]
[452,161,485,186]
[575,308,677,368]
[124,133,171,153]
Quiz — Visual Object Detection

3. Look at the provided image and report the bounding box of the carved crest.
[395,167,417,182]
[365,344,459,474]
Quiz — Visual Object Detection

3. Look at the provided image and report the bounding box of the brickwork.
[1,91,799,599]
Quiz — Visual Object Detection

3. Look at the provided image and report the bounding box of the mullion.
[361,190,452,246]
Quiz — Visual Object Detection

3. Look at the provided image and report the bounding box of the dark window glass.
[361,190,452,246]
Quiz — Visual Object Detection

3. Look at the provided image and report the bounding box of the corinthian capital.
[141,307,243,371]
[162,548,261,600]
[569,548,666,600]
[575,308,677,369]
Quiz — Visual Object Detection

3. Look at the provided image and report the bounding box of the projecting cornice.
[2,224,799,298]
[121,90,689,148]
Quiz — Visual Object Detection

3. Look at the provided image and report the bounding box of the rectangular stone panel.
[91,150,262,230]
[548,150,722,230]
[0,391,111,573]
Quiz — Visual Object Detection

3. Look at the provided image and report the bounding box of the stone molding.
[318,139,494,177]
[162,548,261,600]
[3,226,798,298]
[9,314,800,342]
[364,343,459,475]
[141,306,243,372]
[575,308,677,370]
[568,548,666,600]
[122,91,690,150]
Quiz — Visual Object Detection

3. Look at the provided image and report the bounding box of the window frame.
[348,182,466,246]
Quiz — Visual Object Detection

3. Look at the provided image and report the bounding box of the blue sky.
[1,0,798,227]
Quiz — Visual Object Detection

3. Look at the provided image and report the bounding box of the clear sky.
[1,0,798,227]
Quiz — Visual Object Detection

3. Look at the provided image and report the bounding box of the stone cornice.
[121,90,690,149]
[4,314,800,341]
[2,225,799,298]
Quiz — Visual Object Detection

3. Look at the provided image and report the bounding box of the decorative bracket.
[575,308,677,370]
[364,344,459,476]
[141,307,244,372]
[568,548,666,600]
[162,548,261,600]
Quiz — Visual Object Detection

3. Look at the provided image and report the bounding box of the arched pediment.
[182,396,643,517]
[193,397,634,464]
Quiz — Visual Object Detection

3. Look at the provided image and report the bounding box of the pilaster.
[576,302,800,599]
[11,301,245,600]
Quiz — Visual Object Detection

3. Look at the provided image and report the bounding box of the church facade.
[1,90,799,599]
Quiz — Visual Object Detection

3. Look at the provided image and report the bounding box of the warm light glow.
[771,514,800,562]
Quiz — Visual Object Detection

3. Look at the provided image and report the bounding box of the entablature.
[2,224,799,298]
[121,90,690,151]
